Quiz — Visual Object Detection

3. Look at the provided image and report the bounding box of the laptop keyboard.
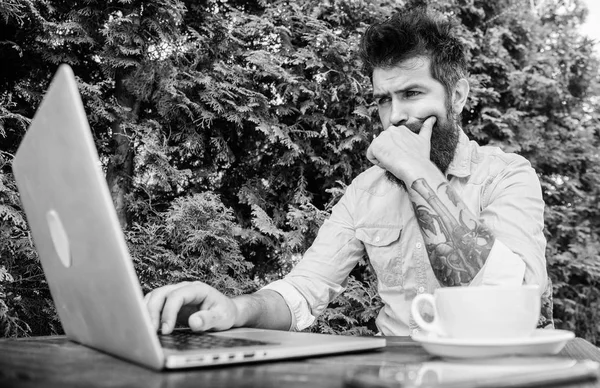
[158,330,275,351]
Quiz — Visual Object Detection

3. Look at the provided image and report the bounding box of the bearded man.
[145,8,553,336]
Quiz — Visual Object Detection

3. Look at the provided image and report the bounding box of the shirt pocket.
[355,227,404,288]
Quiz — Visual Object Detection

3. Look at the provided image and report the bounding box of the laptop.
[11,64,386,370]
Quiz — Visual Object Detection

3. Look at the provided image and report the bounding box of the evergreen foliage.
[1,0,599,342]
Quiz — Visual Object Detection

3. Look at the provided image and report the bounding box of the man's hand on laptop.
[145,282,293,334]
[145,281,238,335]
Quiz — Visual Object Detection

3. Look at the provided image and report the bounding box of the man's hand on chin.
[366,116,437,187]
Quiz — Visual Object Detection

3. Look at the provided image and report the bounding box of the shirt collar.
[445,127,472,179]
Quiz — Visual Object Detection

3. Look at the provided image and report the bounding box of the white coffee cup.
[410,285,540,339]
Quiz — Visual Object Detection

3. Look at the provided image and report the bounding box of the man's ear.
[451,78,470,115]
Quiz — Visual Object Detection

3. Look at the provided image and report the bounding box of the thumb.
[188,309,232,332]
[419,116,436,141]
[188,311,213,331]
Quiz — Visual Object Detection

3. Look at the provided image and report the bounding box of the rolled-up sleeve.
[261,279,315,331]
[470,155,547,294]
[470,239,526,286]
[261,183,366,331]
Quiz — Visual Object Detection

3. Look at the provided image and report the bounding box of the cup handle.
[411,293,446,337]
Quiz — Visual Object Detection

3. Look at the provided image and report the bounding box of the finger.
[145,283,190,332]
[366,145,380,166]
[143,293,161,332]
[419,116,436,141]
[366,134,383,167]
[160,282,212,334]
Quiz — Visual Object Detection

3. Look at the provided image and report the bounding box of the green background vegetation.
[1,0,599,343]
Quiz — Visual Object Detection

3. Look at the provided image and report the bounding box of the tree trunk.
[106,72,139,229]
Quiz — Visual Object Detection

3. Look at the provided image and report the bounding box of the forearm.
[232,289,292,330]
[409,168,495,286]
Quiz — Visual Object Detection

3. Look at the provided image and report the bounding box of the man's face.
[372,56,460,183]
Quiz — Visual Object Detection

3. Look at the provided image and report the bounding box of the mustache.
[389,118,431,134]
[404,120,424,134]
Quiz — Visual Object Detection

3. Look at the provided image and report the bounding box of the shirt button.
[418,286,425,294]
[375,236,381,243]
[416,242,422,249]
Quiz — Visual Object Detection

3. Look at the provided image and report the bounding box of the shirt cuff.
[470,239,526,286]
[261,279,316,331]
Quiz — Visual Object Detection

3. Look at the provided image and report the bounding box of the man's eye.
[376,97,391,105]
[405,91,421,98]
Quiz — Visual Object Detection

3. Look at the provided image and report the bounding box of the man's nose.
[389,100,408,127]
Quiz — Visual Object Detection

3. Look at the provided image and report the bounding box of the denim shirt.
[264,129,550,336]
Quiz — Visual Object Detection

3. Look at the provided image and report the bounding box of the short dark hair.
[359,8,467,108]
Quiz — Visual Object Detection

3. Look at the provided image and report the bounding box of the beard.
[384,117,460,190]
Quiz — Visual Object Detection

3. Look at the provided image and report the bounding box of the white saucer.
[412,329,575,359]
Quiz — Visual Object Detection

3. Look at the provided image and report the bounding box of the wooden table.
[0,335,599,387]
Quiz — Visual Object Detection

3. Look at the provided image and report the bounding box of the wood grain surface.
[0,335,597,388]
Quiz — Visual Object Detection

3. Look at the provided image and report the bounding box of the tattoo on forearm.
[411,178,495,286]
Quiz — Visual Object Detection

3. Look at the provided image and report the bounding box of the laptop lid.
[12,64,165,369]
